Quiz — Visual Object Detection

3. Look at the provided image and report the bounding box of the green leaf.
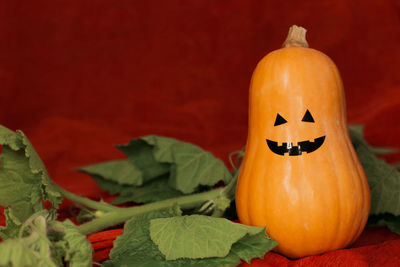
[149,215,272,260]
[0,238,51,267]
[0,126,62,236]
[118,135,231,194]
[112,175,183,204]
[117,137,171,183]
[89,135,231,204]
[0,210,91,267]
[168,142,232,194]
[79,160,143,186]
[51,220,93,267]
[106,208,276,267]
[0,211,59,267]
[349,125,400,215]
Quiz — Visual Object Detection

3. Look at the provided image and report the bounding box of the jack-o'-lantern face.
[266,109,325,156]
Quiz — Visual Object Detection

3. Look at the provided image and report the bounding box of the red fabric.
[1,0,399,266]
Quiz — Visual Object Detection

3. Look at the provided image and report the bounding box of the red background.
[1,0,400,266]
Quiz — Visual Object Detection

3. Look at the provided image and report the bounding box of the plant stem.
[282,25,309,48]
[221,168,240,200]
[52,183,118,212]
[55,164,240,235]
[78,187,224,235]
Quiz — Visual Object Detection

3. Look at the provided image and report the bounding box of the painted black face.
[266,109,326,156]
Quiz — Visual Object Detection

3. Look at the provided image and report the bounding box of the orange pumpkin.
[235,25,370,258]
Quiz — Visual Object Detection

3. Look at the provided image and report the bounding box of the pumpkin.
[235,25,370,258]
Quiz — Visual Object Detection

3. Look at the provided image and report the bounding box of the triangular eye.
[302,109,315,123]
[274,113,287,126]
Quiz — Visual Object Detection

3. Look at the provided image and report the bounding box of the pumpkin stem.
[282,25,309,48]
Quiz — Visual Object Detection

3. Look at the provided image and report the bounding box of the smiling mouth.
[266,136,326,156]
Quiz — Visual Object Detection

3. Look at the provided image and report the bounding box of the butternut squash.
[235,25,370,258]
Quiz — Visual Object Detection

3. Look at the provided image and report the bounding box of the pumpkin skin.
[235,27,370,259]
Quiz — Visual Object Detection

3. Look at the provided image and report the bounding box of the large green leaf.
[85,135,232,204]
[106,208,276,267]
[0,126,62,237]
[149,215,275,260]
[349,125,400,215]
[118,136,232,194]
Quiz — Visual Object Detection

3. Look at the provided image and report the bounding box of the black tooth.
[289,146,302,156]
[298,140,312,152]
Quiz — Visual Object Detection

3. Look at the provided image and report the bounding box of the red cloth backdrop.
[1,0,399,266]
